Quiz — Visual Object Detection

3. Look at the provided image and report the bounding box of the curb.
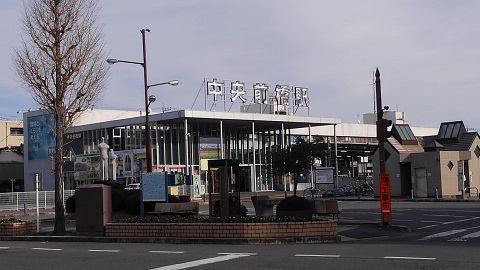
[0,235,341,244]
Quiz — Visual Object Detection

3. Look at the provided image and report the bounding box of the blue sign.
[141,172,167,202]
[27,114,56,160]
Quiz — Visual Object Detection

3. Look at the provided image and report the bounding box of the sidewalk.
[3,191,471,243]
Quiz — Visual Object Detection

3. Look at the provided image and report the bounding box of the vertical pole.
[140,159,144,217]
[376,68,390,226]
[185,119,189,175]
[281,123,286,196]
[141,29,152,173]
[252,121,256,194]
[35,174,40,233]
[220,120,224,159]
[334,124,338,189]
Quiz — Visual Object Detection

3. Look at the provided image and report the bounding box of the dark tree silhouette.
[269,137,326,196]
[13,0,108,234]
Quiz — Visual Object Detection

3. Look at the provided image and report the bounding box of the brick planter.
[105,220,337,239]
[0,221,37,236]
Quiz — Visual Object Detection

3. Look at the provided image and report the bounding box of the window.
[10,127,23,136]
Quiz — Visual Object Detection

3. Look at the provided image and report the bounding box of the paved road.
[338,200,480,243]
[1,240,480,269]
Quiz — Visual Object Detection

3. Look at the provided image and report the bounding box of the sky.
[1,0,480,129]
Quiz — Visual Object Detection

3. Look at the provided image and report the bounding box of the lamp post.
[107,29,178,172]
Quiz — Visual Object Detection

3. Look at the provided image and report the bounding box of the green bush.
[213,200,248,217]
[65,195,76,213]
[0,218,25,223]
[276,196,312,211]
[115,215,308,224]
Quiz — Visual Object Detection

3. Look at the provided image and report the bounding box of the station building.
[21,78,439,196]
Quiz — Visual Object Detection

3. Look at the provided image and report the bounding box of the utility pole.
[375,68,392,226]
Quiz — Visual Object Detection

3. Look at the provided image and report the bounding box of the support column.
[334,124,338,189]
[184,119,189,175]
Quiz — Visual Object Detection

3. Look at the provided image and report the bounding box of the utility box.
[76,184,112,235]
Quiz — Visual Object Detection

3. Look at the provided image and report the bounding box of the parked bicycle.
[303,187,326,199]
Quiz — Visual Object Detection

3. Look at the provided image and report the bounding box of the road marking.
[423,214,466,218]
[295,254,340,258]
[150,251,185,254]
[88,249,120,252]
[149,254,252,270]
[217,252,257,256]
[418,216,480,230]
[420,229,466,240]
[384,256,436,260]
[419,220,444,224]
[32,248,62,251]
[0,247,10,249]
[449,231,480,242]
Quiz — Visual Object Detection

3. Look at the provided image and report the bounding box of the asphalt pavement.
[3,191,477,243]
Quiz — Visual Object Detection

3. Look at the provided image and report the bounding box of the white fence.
[0,190,75,211]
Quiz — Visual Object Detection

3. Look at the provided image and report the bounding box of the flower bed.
[0,219,37,236]
[105,216,337,240]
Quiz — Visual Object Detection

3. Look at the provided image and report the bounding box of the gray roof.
[422,132,478,151]
[0,151,24,163]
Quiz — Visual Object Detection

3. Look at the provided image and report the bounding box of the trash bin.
[76,184,111,235]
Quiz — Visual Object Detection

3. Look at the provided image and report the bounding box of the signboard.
[315,168,334,184]
[205,78,309,114]
[379,173,391,223]
[27,114,56,160]
[141,172,167,202]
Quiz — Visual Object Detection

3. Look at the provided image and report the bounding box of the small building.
[0,149,24,192]
[372,121,480,198]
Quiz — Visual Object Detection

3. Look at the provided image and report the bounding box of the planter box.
[0,221,37,236]
[276,209,313,220]
[105,220,337,238]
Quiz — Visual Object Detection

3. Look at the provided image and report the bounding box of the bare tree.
[13,0,108,234]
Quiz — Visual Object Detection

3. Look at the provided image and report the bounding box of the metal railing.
[0,190,75,211]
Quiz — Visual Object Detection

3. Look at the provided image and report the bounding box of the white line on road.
[150,251,185,254]
[419,220,444,224]
[217,252,257,256]
[418,216,480,230]
[423,214,466,218]
[88,250,120,253]
[449,230,480,242]
[384,256,436,260]
[420,229,466,240]
[295,254,340,258]
[32,248,62,251]
[0,247,10,249]
[149,254,252,270]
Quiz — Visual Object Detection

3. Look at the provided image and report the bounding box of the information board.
[315,168,334,184]
[141,172,167,202]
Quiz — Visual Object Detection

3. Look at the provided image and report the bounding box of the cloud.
[2,0,480,129]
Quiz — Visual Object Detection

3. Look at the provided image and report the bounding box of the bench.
[251,196,282,217]
[310,199,341,220]
[148,202,199,216]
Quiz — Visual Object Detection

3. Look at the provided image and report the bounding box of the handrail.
[464,187,479,198]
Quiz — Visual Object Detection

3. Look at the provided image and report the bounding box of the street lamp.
[107,28,179,172]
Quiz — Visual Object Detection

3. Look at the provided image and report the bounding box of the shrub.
[0,218,25,223]
[276,196,312,211]
[111,188,127,212]
[213,200,248,217]
[65,195,76,213]
[115,215,307,224]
